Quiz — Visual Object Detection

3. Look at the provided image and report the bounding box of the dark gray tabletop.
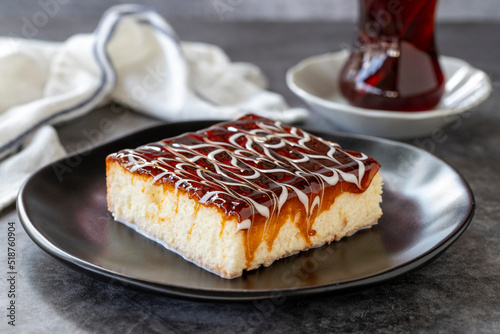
[1,19,499,333]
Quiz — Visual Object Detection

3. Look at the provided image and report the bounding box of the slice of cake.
[106,114,383,279]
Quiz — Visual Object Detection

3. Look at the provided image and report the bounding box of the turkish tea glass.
[339,0,444,111]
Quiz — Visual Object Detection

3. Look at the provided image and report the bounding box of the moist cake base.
[106,160,383,279]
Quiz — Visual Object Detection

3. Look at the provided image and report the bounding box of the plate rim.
[17,120,476,301]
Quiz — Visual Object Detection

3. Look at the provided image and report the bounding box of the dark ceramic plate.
[18,121,475,301]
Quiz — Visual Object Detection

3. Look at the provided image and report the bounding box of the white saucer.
[287,51,492,139]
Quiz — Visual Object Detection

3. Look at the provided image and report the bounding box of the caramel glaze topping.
[108,114,380,264]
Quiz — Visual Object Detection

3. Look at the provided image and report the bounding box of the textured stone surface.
[1,0,500,22]
[0,20,499,333]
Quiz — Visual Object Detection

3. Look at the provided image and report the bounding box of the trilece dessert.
[106,114,383,279]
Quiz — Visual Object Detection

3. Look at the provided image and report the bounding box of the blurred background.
[1,0,499,23]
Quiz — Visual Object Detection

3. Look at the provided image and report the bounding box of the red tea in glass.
[339,0,444,111]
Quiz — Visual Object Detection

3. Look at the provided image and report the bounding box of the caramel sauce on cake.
[107,115,380,264]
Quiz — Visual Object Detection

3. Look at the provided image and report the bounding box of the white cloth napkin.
[0,4,307,210]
